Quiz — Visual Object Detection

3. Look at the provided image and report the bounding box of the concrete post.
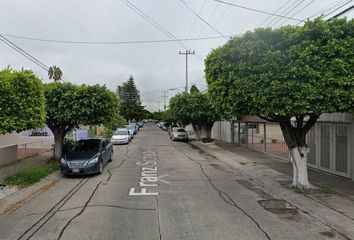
[263,123,267,152]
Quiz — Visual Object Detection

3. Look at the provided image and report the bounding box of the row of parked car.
[60,122,144,176]
[111,122,144,145]
[156,121,189,141]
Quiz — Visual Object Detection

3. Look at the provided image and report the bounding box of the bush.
[63,138,75,155]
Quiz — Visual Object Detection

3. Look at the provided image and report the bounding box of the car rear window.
[176,129,186,132]
[114,130,128,135]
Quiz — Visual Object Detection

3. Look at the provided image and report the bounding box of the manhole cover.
[258,199,297,214]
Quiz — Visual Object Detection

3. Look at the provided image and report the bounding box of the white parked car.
[170,127,188,141]
[111,129,130,144]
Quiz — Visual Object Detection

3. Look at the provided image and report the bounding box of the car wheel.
[99,160,103,174]
[109,151,113,162]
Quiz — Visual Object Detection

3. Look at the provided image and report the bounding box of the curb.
[0,171,61,216]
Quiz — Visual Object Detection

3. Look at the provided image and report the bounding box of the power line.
[275,0,317,27]
[0,34,49,72]
[269,0,307,27]
[186,0,207,38]
[121,0,204,61]
[120,0,187,49]
[261,0,293,26]
[179,0,228,40]
[0,34,72,82]
[299,0,350,21]
[323,0,353,18]
[330,4,354,18]
[0,33,231,45]
[214,0,303,22]
[266,0,302,27]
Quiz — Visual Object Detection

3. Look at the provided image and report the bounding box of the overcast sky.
[1,0,353,111]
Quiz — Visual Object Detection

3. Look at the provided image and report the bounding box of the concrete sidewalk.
[190,140,354,239]
[213,140,354,197]
[0,151,60,215]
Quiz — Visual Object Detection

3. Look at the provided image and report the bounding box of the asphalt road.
[0,124,347,240]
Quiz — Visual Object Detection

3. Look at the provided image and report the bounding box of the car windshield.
[114,130,128,135]
[72,139,100,152]
[125,125,133,130]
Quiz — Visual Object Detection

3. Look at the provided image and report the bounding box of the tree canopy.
[119,75,144,121]
[169,92,219,138]
[45,82,120,159]
[205,18,354,189]
[0,68,45,134]
[190,84,200,94]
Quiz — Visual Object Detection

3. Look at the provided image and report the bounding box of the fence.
[212,121,289,160]
[17,139,54,160]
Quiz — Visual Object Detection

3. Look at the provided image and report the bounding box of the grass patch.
[4,163,59,188]
[320,186,336,194]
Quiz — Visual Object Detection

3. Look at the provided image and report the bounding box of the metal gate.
[307,123,350,178]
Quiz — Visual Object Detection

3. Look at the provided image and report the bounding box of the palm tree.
[48,66,63,82]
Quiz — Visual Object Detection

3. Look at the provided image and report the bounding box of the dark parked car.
[61,138,113,175]
[30,129,48,136]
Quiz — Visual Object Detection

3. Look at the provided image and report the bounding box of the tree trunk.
[289,146,311,189]
[192,123,200,140]
[53,128,65,160]
[278,115,319,190]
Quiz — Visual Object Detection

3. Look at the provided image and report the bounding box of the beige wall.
[0,145,18,168]
[0,133,20,147]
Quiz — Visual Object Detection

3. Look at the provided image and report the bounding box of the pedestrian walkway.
[190,140,354,239]
[213,140,354,197]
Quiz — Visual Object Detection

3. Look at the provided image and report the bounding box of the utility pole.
[179,50,195,93]
[162,90,168,111]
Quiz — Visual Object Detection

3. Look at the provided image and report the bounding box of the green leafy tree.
[45,83,120,160]
[0,68,45,134]
[169,92,219,139]
[48,66,63,82]
[205,18,354,189]
[152,111,164,121]
[120,75,144,121]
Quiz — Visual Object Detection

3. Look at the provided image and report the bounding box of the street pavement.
[0,123,350,240]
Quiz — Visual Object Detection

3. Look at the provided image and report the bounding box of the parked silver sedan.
[111,128,131,144]
[170,127,188,141]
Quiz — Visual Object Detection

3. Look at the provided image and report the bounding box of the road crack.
[57,180,102,240]
[174,144,272,240]
[16,178,89,240]
[106,144,130,182]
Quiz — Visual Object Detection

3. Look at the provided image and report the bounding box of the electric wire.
[261,0,293,26]
[214,0,303,22]
[275,0,317,27]
[323,0,353,18]
[0,34,71,82]
[269,0,307,27]
[266,0,302,27]
[329,4,354,18]
[299,0,350,21]
[0,34,49,71]
[122,0,204,61]
[0,33,231,45]
[179,0,228,40]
